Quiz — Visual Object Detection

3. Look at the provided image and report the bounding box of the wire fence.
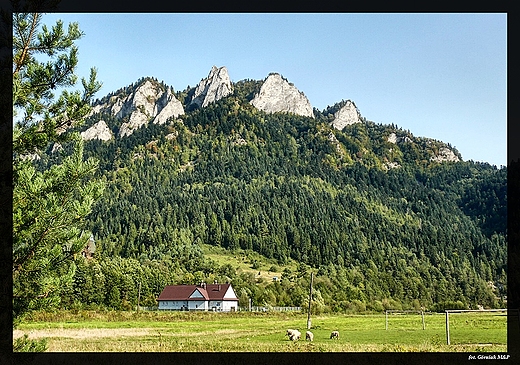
[240,306,302,312]
[138,306,302,312]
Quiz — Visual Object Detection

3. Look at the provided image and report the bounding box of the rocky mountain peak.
[331,100,361,130]
[250,73,314,118]
[81,120,113,141]
[89,78,184,138]
[189,66,233,108]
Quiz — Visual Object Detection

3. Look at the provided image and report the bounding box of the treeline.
[38,81,507,312]
[61,249,504,313]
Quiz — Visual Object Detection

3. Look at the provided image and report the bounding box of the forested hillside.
[37,77,507,312]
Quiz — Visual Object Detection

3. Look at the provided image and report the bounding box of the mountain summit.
[250,73,314,118]
[90,78,184,137]
[331,100,361,130]
[80,66,461,165]
[189,65,233,109]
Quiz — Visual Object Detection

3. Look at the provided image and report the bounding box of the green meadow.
[13,310,508,352]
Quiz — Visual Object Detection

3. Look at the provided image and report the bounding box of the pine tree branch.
[13,13,39,77]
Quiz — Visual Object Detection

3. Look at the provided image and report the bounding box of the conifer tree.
[12,12,104,326]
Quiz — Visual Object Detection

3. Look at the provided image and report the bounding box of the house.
[157,283,239,312]
[82,234,96,259]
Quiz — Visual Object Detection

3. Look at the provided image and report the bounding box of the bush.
[368,300,384,312]
[13,334,47,352]
[382,298,402,310]
[431,300,468,312]
[349,300,366,313]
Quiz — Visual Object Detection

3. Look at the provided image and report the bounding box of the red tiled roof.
[157,284,238,301]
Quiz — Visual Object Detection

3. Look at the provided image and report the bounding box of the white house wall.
[223,286,238,299]
[159,299,237,311]
[188,300,207,311]
[158,300,188,310]
[221,300,238,312]
[208,301,222,311]
[158,285,238,311]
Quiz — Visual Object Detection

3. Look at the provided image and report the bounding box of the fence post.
[421,310,425,330]
[385,311,388,330]
[445,311,450,345]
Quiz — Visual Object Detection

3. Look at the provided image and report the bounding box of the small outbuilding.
[82,234,96,259]
[157,283,239,312]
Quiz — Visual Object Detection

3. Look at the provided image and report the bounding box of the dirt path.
[13,328,160,340]
[13,327,252,340]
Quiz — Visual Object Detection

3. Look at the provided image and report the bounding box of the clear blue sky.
[39,12,507,167]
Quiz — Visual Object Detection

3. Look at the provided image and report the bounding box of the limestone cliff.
[250,73,314,118]
[81,120,113,141]
[189,66,233,108]
[430,147,460,163]
[331,100,361,130]
[89,78,184,138]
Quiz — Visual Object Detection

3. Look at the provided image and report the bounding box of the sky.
[37,12,507,167]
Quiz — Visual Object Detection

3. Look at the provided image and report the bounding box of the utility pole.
[137,281,141,312]
[307,272,313,330]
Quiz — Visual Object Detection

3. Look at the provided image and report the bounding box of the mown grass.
[14,310,507,352]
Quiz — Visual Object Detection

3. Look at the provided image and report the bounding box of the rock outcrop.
[387,133,412,144]
[154,88,185,125]
[250,73,314,118]
[331,100,361,130]
[81,120,113,141]
[118,80,184,137]
[387,132,460,163]
[89,78,184,138]
[384,161,401,170]
[430,147,460,163]
[189,66,233,108]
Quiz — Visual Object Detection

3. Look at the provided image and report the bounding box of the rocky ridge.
[387,133,412,144]
[430,147,460,163]
[81,120,113,141]
[89,79,184,138]
[250,73,314,118]
[80,66,462,165]
[331,100,361,130]
[189,66,233,108]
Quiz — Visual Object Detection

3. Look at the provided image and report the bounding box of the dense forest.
[36,78,507,313]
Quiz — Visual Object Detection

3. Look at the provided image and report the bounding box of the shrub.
[382,298,402,310]
[349,300,366,313]
[431,300,468,312]
[13,334,47,352]
[368,300,384,312]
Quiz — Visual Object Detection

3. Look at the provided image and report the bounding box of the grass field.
[200,243,291,283]
[13,310,508,352]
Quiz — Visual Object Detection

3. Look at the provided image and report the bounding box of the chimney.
[218,284,221,291]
